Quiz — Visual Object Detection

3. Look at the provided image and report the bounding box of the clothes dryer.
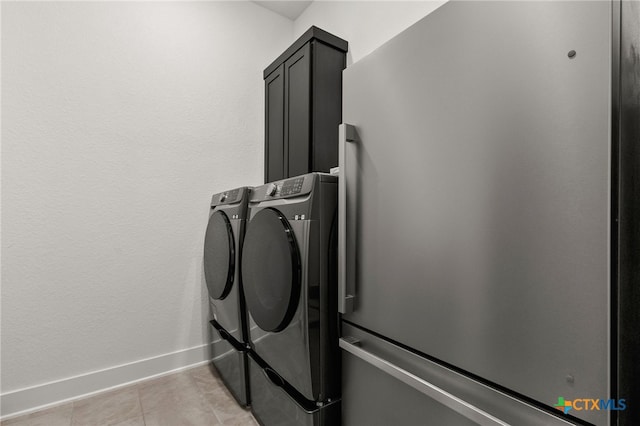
[204,186,251,406]
[240,173,340,426]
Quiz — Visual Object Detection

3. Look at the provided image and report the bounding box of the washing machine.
[203,186,252,406]
[240,173,341,426]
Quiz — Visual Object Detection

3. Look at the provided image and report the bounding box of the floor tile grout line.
[136,385,147,426]
[69,398,76,426]
[205,391,225,425]
[189,366,225,425]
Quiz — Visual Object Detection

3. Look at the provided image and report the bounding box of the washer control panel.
[211,187,245,207]
[265,177,306,198]
[220,188,239,203]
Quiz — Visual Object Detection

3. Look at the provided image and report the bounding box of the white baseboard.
[0,342,218,420]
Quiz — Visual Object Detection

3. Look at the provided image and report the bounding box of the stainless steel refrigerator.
[338,1,639,425]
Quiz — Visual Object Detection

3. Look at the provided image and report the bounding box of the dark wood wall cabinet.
[264,27,348,183]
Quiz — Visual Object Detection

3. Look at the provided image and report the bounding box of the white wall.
[1,1,291,415]
[1,0,447,417]
[294,1,446,65]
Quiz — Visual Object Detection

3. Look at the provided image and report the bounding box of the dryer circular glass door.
[204,210,235,300]
[241,208,301,332]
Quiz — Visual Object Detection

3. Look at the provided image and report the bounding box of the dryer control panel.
[253,174,318,202]
[210,187,248,207]
[280,177,305,196]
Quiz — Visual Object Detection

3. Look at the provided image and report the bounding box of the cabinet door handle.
[339,337,510,426]
[338,123,358,314]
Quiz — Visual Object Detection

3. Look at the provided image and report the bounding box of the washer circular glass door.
[241,208,301,332]
[204,210,235,300]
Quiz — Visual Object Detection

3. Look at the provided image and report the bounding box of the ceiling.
[253,1,314,20]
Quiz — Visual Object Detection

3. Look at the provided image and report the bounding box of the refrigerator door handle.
[338,123,358,314]
[339,337,511,426]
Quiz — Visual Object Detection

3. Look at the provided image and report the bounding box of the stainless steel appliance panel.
[342,2,610,424]
[341,323,576,426]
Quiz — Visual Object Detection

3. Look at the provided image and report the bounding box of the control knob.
[266,183,278,196]
[219,193,227,202]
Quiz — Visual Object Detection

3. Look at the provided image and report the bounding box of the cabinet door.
[265,64,285,183]
[284,44,311,178]
[310,41,345,173]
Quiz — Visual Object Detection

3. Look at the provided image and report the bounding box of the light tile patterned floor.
[1,364,258,426]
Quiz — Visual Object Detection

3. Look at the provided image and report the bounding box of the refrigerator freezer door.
[342,2,611,424]
[341,324,576,426]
